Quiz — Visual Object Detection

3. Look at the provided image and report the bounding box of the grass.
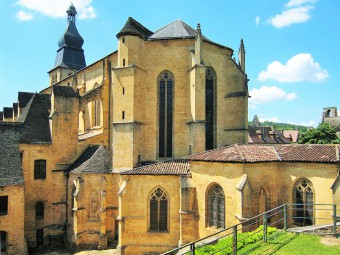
[273,234,340,255]
[186,227,340,255]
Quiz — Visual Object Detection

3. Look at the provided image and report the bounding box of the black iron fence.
[161,203,340,255]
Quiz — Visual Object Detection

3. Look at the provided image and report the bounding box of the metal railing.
[161,203,340,255]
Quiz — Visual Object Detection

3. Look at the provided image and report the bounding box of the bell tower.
[48,3,86,85]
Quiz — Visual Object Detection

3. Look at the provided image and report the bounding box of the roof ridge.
[272,145,282,161]
[234,144,245,162]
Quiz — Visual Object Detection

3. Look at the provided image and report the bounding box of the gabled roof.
[121,159,189,176]
[18,92,34,109]
[187,144,340,163]
[68,145,112,174]
[116,17,153,39]
[149,19,205,40]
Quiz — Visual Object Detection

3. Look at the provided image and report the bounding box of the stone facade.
[0,185,26,254]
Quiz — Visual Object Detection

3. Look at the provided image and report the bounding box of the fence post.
[190,242,195,255]
[333,204,337,235]
[284,204,287,230]
[233,225,237,255]
[263,213,267,243]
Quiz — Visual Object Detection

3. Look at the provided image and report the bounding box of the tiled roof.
[69,145,112,174]
[122,159,190,176]
[187,144,340,163]
[273,144,338,163]
[116,17,153,39]
[283,130,299,143]
[248,126,290,144]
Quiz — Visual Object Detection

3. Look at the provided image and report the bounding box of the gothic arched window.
[294,178,314,226]
[205,68,215,150]
[207,184,225,228]
[158,71,174,158]
[149,187,168,232]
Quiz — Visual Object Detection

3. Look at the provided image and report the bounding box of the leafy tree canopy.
[298,122,340,144]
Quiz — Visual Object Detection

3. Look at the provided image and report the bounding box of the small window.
[122,37,125,43]
[149,187,168,232]
[123,59,126,67]
[0,231,6,252]
[0,196,8,216]
[123,87,125,95]
[122,111,125,120]
[36,201,44,219]
[34,160,46,179]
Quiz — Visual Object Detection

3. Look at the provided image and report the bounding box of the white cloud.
[267,0,317,28]
[298,120,317,127]
[268,6,313,28]
[255,16,260,26]
[258,53,328,83]
[15,0,96,20]
[16,10,33,21]
[258,116,281,123]
[286,0,317,7]
[249,86,296,108]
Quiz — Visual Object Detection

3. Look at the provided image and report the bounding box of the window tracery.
[149,187,168,232]
[208,184,225,228]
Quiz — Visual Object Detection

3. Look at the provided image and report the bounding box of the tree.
[298,123,340,144]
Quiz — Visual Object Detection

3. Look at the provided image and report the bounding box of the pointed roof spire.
[52,4,86,71]
[239,38,245,53]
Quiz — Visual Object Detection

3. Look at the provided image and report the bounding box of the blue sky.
[0,0,339,127]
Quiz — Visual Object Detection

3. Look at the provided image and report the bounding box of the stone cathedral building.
[1,4,340,255]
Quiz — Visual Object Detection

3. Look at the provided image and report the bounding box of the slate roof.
[0,93,52,186]
[68,145,112,174]
[121,159,190,176]
[187,144,340,164]
[0,124,24,187]
[53,85,79,97]
[116,17,153,39]
[18,92,34,109]
[149,20,207,40]
[0,111,3,121]
[3,107,13,119]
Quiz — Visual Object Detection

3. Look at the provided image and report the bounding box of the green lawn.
[190,228,340,255]
[273,233,340,255]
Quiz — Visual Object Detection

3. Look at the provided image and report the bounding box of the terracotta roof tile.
[187,144,340,163]
[122,159,189,176]
[273,144,338,163]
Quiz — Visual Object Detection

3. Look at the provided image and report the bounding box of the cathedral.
[1,4,340,255]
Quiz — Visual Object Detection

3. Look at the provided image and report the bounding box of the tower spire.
[238,38,246,73]
[67,3,77,23]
